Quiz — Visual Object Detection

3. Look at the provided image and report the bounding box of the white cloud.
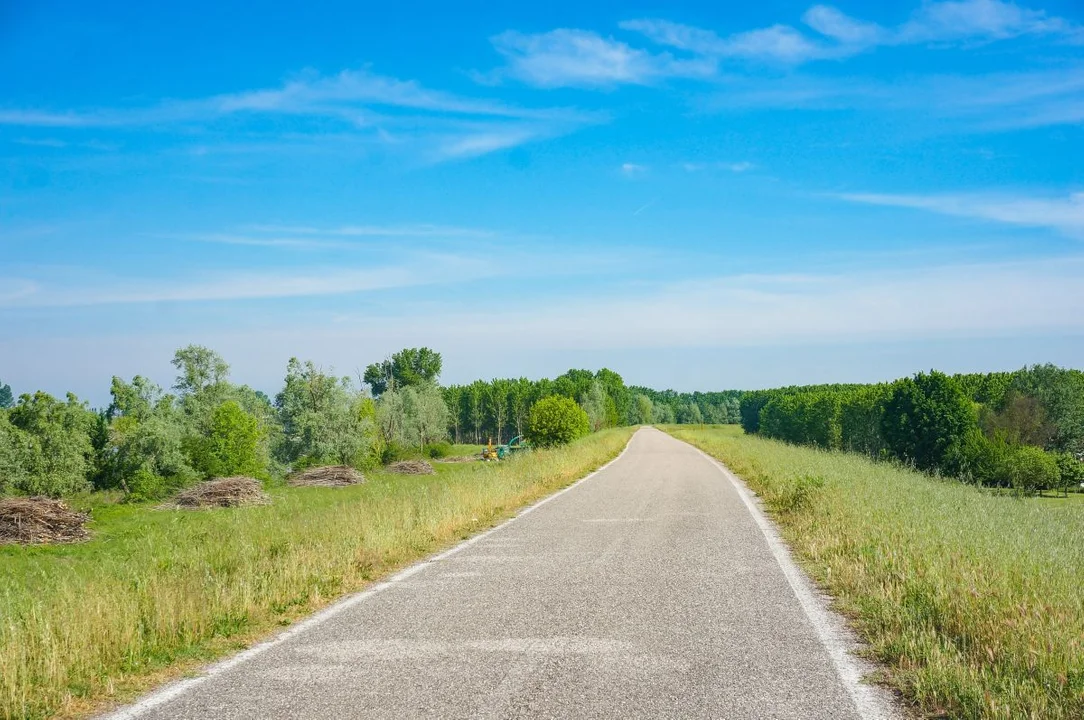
[620,162,647,176]
[681,161,754,172]
[0,68,599,161]
[898,0,1075,42]
[244,224,492,238]
[433,125,551,160]
[838,191,1084,237]
[802,5,888,46]
[488,28,714,88]
[0,255,495,308]
[621,1,1081,69]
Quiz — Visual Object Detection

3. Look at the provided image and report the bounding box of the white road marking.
[99,433,640,720]
[685,440,899,720]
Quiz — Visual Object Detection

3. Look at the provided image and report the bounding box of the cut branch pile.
[387,460,436,475]
[0,497,91,545]
[288,465,366,487]
[173,477,270,509]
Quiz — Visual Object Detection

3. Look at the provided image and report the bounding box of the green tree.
[405,382,450,450]
[631,394,654,425]
[579,380,608,431]
[186,401,266,479]
[677,402,703,425]
[171,345,230,396]
[0,380,13,409]
[0,413,32,495]
[528,396,590,448]
[376,383,449,451]
[5,392,95,496]
[442,385,465,443]
[275,358,374,468]
[487,378,513,442]
[509,378,534,437]
[882,371,976,474]
[363,347,442,396]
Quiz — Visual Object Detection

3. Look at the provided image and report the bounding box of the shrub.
[528,396,590,448]
[426,441,453,459]
[1005,445,1060,495]
[1053,452,1084,493]
[186,401,267,479]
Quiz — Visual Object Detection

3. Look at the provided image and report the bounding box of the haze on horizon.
[2,0,1083,404]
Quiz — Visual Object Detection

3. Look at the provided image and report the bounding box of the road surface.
[107,428,896,719]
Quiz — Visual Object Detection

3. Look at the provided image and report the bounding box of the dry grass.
[0,498,90,546]
[664,424,1084,720]
[287,466,365,487]
[0,428,632,720]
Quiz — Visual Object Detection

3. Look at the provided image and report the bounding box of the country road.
[105,428,899,720]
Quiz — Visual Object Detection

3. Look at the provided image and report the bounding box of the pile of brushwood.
[387,460,435,475]
[0,497,91,545]
[173,477,270,508]
[288,465,366,487]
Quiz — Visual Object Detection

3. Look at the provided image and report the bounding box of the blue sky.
[2,0,1083,404]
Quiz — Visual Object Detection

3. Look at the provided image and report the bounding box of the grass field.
[664,425,1084,720]
[0,427,633,720]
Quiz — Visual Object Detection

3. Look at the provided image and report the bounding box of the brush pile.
[173,477,270,509]
[288,465,366,487]
[0,497,91,545]
[387,460,436,475]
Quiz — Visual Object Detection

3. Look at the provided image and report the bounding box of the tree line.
[739,365,1084,495]
[0,346,729,501]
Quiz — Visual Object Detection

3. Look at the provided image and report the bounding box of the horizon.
[3,0,1083,404]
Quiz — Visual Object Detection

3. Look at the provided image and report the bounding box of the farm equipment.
[498,436,530,459]
[480,436,531,461]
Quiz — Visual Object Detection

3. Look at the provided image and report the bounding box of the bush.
[1053,452,1084,493]
[959,433,1062,494]
[186,401,267,479]
[528,396,590,448]
[1005,445,1060,495]
[426,441,453,459]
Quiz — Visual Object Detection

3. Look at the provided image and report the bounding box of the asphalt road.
[107,428,897,720]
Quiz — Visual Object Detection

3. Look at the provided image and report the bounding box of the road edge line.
[100,429,642,720]
[681,437,899,720]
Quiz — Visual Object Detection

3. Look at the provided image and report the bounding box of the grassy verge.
[662,425,1084,720]
[1,427,633,720]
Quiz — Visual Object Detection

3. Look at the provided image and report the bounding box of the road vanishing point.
[105,428,900,720]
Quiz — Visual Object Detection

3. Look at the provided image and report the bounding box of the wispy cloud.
[0,254,497,308]
[252,255,1084,350]
[0,68,599,161]
[620,162,647,177]
[487,29,714,88]
[702,65,1084,131]
[681,161,754,173]
[838,191,1084,238]
[244,223,493,238]
[624,1,1081,66]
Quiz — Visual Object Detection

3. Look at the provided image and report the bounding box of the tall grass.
[0,428,633,720]
[665,425,1084,720]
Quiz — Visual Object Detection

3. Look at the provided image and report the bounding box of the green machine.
[496,435,531,459]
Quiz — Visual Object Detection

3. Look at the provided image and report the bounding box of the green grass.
[662,424,1084,720]
[0,428,633,720]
